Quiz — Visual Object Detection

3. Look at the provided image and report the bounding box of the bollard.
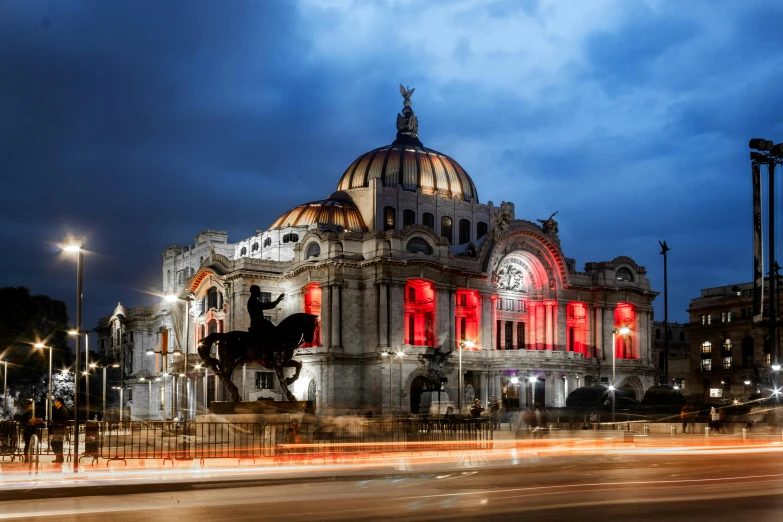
[644,425,650,435]
[742,428,747,441]
[670,425,676,436]
[705,426,710,437]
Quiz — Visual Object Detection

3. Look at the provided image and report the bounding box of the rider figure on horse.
[248,285,285,343]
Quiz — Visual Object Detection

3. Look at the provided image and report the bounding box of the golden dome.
[268,198,368,232]
[336,144,478,202]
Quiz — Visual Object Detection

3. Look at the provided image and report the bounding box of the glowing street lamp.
[528,375,538,408]
[61,237,84,473]
[34,343,54,421]
[458,340,475,416]
[163,292,192,418]
[610,326,631,424]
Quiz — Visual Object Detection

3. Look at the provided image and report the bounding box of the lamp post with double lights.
[146,346,178,420]
[62,238,84,472]
[89,362,119,420]
[33,343,54,421]
[610,326,631,424]
[458,340,475,416]
[164,292,194,420]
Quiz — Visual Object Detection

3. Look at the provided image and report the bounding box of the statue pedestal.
[420,391,453,417]
[196,400,314,424]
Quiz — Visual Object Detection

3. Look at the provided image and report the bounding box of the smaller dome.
[268,198,368,232]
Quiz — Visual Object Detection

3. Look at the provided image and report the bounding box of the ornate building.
[95,88,658,419]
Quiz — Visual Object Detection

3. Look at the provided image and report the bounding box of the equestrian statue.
[197,285,319,402]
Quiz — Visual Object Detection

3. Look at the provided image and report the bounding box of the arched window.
[301,284,322,347]
[240,247,247,256]
[477,222,488,239]
[263,237,272,248]
[440,216,453,245]
[406,237,432,255]
[305,242,321,259]
[614,303,637,359]
[206,287,220,311]
[458,219,471,245]
[422,213,434,230]
[616,267,634,282]
[252,242,259,252]
[455,289,480,350]
[403,209,416,228]
[383,206,396,231]
[282,233,299,243]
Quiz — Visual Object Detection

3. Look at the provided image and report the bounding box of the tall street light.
[610,326,631,424]
[381,351,392,416]
[69,329,92,420]
[659,240,671,384]
[1,358,6,420]
[90,362,119,420]
[164,292,193,420]
[62,238,83,473]
[458,340,475,416]
[528,375,538,408]
[146,346,174,420]
[396,350,405,412]
[33,343,53,421]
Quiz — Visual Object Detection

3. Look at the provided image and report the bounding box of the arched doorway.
[410,376,431,414]
[619,376,643,401]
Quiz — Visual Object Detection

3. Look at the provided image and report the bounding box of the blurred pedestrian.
[470,399,483,419]
[489,399,500,429]
[709,407,719,432]
[681,405,690,434]
[14,402,42,461]
[50,397,69,464]
[284,419,301,444]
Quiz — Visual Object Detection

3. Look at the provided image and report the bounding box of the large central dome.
[336,85,478,202]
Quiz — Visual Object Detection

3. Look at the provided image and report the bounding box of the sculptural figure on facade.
[464,384,476,406]
[421,346,452,388]
[197,287,318,402]
[537,211,559,238]
[491,201,513,241]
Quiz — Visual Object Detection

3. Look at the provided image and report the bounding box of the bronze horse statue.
[197,313,318,402]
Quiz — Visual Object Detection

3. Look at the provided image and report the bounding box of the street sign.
[709,388,722,398]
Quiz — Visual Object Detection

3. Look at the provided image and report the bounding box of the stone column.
[320,283,331,349]
[479,293,492,351]
[389,283,405,349]
[480,370,488,405]
[594,305,603,360]
[330,284,341,350]
[448,288,456,350]
[536,302,545,350]
[545,301,554,350]
[378,282,389,348]
[545,372,555,408]
[527,302,536,350]
[557,302,567,351]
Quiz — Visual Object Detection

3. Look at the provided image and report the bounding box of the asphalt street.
[2,450,783,521]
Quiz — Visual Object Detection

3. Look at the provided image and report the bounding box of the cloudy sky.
[2,0,783,332]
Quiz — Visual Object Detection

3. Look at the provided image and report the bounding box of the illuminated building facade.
[95,91,657,419]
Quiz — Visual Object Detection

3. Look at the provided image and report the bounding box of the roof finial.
[394,83,422,147]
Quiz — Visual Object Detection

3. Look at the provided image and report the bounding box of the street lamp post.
[528,375,537,408]
[1,359,6,419]
[33,343,53,421]
[610,326,631,425]
[396,350,405,412]
[458,340,475,417]
[659,241,670,384]
[164,293,193,420]
[381,351,392,415]
[62,238,83,473]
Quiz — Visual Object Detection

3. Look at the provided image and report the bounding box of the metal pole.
[770,161,777,367]
[74,247,82,472]
[2,361,6,419]
[48,346,52,422]
[203,368,208,414]
[148,380,151,420]
[242,364,246,402]
[612,330,616,424]
[458,343,463,417]
[661,241,670,384]
[399,355,403,412]
[184,298,190,419]
[102,367,106,421]
[85,333,89,421]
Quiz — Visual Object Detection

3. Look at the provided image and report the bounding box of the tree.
[0,287,73,415]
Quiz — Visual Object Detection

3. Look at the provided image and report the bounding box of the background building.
[684,280,782,403]
[95,91,658,419]
[652,321,690,390]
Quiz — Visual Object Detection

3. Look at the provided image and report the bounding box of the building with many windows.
[94,90,658,419]
[684,280,782,402]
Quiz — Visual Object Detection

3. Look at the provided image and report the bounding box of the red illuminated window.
[614,303,637,359]
[404,280,436,346]
[455,289,480,350]
[566,302,588,357]
[301,283,322,347]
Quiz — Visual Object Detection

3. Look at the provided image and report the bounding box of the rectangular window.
[496,320,501,350]
[517,322,525,350]
[701,358,712,372]
[505,299,513,311]
[721,312,726,323]
[408,287,416,302]
[517,300,525,312]
[701,342,712,354]
[460,317,467,341]
[701,315,706,325]
[159,386,164,410]
[723,339,732,352]
[408,315,415,345]
[505,321,513,350]
[727,311,732,322]
[496,299,502,310]
[128,331,134,343]
[260,292,271,304]
[569,326,575,352]
[766,353,772,365]
[460,294,467,307]
[707,315,712,325]
[722,356,732,370]
[255,372,274,389]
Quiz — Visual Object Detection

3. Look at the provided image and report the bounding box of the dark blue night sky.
[3,0,783,333]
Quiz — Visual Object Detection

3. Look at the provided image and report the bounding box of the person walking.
[470,399,483,419]
[709,407,719,433]
[50,397,70,464]
[488,399,500,430]
[681,405,689,434]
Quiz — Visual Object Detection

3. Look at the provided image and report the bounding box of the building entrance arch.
[619,376,644,401]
